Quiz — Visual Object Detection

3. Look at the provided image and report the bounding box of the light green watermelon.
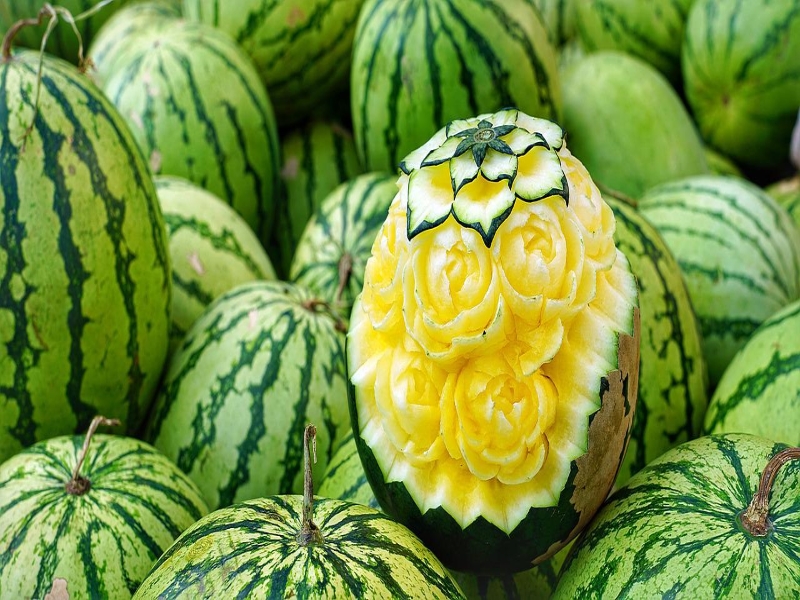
[704,299,800,445]
[290,172,398,321]
[351,0,561,172]
[146,281,350,510]
[89,16,280,245]
[554,434,800,598]
[0,49,171,463]
[273,119,364,277]
[0,417,208,598]
[638,175,800,389]
[561,51,708,199]
[766,175,800,228]
[154,176,276,353]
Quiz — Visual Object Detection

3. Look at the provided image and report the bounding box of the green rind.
[0,0,133,63]
[0,433,208,599]
[638,175,800,389]
[351,0,561,172]
[133,496,465,599]
[766,175,800,229]
[606,195,708,487]
[183,0,365,124]
[575,0,693,84]
[682,0,800,170]
[705,146,743,177]
[290,172,398,321]
[273,120,364,277]
[155,176,276,354]
[0,50,170,463]
[146,281,350,510]
[553,433,800,598]
[561,50,708,199]
[533,0,578,46]
[704,298,800,445]
[91,17,280,244]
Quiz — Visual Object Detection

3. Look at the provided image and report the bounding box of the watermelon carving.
[347,108,640,573]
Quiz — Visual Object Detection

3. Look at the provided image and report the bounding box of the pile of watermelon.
[1,0,800,597]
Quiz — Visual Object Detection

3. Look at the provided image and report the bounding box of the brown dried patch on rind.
[538,308,640,563]
[44,579,69,600]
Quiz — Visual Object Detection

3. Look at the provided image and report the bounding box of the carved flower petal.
[447,117,481,137]
[421,135,465,167]
[491,107,519,128]
[400,126,447,174]
[514,146,568,203]
[450,152,481,194]
[480,149,517,183]
[515,113,564,150]
[502,128,547,156]
[453,177,516,246]
[407,164,453,239]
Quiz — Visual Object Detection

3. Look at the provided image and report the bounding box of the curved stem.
[296,424,323,546]
[1,4,54,61]
[335,253,354,304]
[740,447,800,537]
[65,415,120,496]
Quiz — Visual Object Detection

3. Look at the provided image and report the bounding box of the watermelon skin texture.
[0,433,208,599]
[607,195,708,487]
[290,172,398,321]
[133,496,465,599]
[704,299,800,446]
[683,0,800,171]
[92,17,280,245]
[273,120,364,277]
[146,281,350,510]
[0,51,171,463]
[155,176,276,354]
[553,434,800,598]
[183,0,365,125]
[351,0,561,172]
[638,175,800,389]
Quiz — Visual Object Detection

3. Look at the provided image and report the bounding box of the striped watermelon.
[319,432,562,600]
[133,425,466,598]
[290,173,398,321]
[87,1,181,87]
[704,299,800,445]
[183,0,365,125]
[273,119,364,277]
[89,16,280,244]
[682,0,800,171]
[0,49,171,463]
[351,0,561,172]
[533,0,578,46]
[561,51,708,199]
[575,0,694,85]
[0,0,132,63]
[606,194,708,486]
[767,176,800,228]
[553,434,800,598]
[0,417,208,599]
[146,280,350,510]
[638,175,800,389]
[347,110,641,573]
[155,176,276,354]
[705,146,743,178]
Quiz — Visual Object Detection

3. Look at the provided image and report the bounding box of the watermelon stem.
[597,182,638,208]
[297,423,324,546]
[335,253,354,304]
[1,4,56,61]
[301,297,348,334]
[65,415,121,496]
[740,447,800,537]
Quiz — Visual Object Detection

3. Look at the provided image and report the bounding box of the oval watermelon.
[0,417,208,599]
[146,280,350,510]
[0,49,171,463]
[553,434,800,598]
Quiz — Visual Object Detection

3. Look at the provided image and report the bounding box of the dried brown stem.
[296,424,323,546]
[739,447,800,537]
[64,415,120,496]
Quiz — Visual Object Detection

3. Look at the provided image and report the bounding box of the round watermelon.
[146,280,350,510]
[0,417,208,598]
[347,109,640,573]
[0,49,171,463]
[553,434,800,598]
[704,298,800,445]
[133,425,466,599]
